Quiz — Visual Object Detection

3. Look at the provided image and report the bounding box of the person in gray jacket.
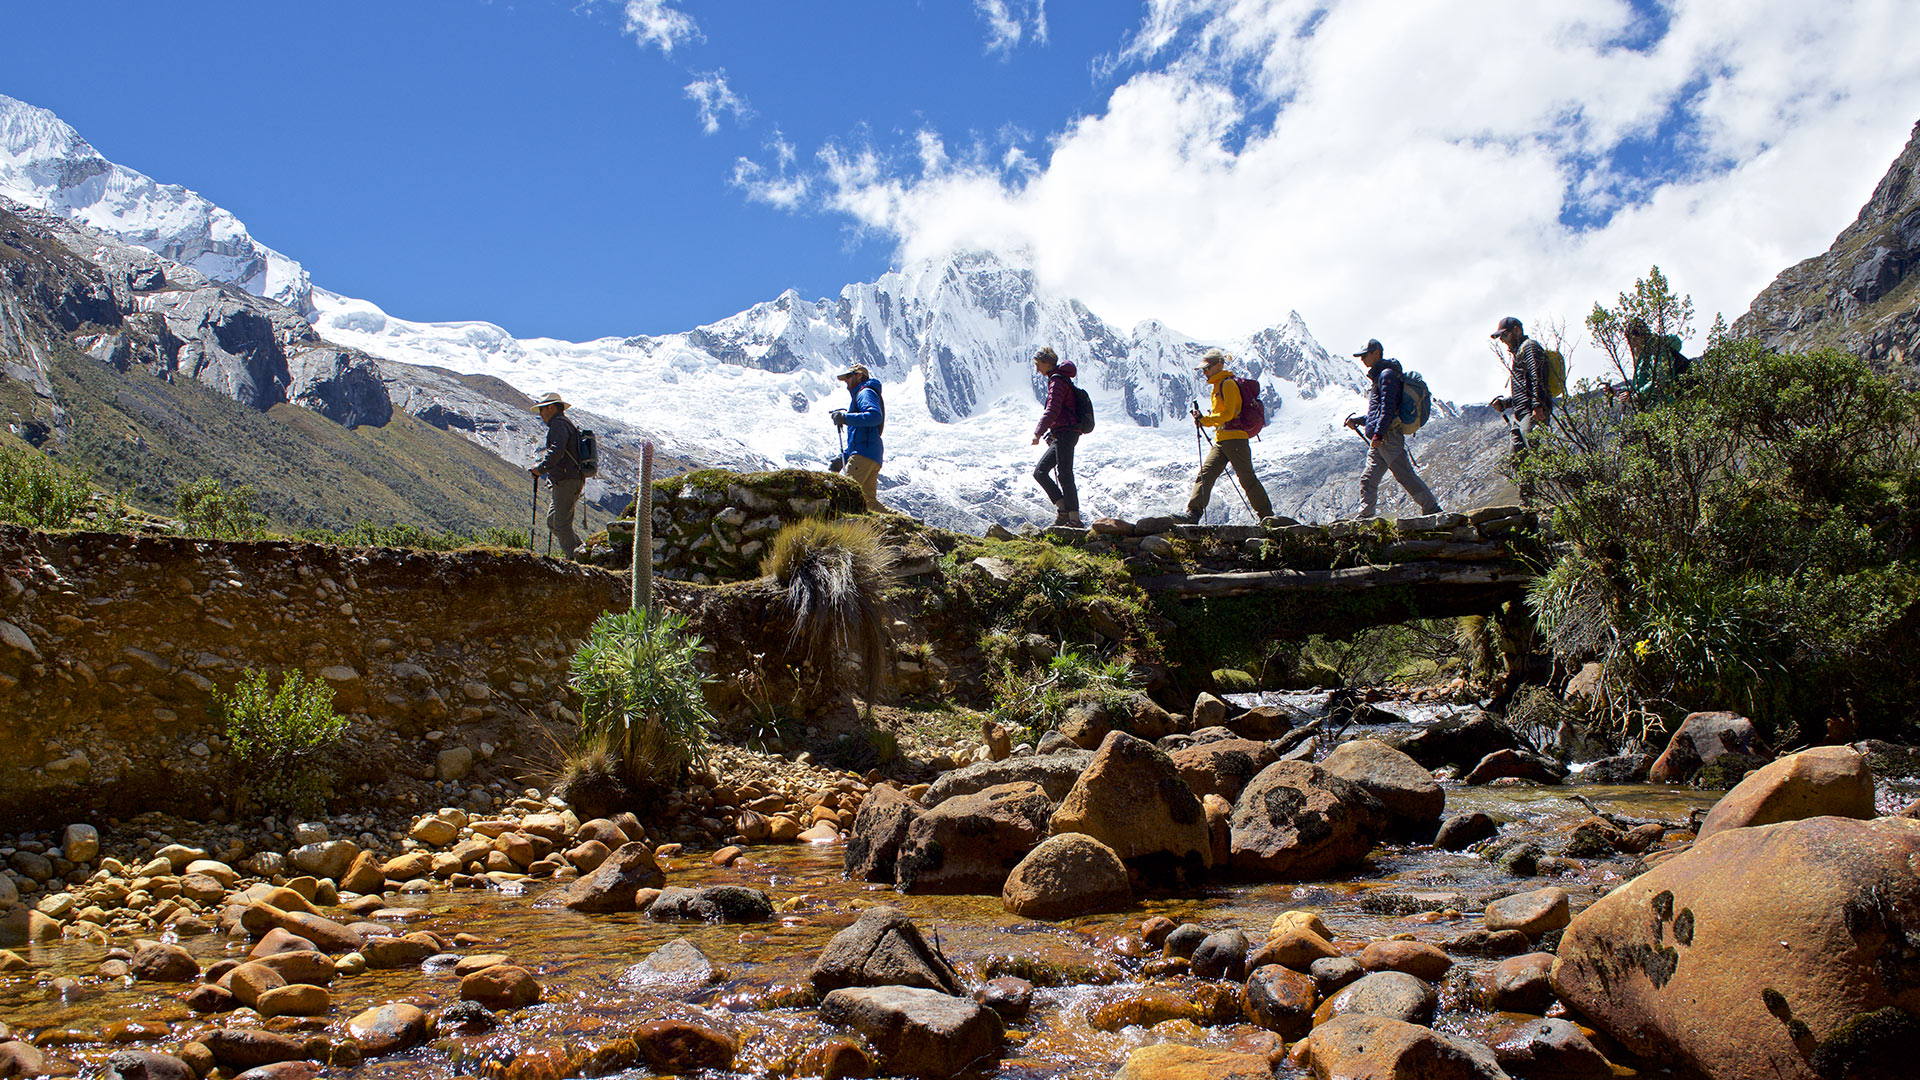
[529,392,585,559]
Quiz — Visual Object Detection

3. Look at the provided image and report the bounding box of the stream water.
[0,778,1720,1080]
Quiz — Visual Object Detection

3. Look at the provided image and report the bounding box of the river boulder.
[1391,709,1522,771]
[1322,739,1444,834]
[923,752,1092,806]
[1001,833,1131,919]
[844,784,924,883]
[1229,760,1388,879]
[1296,1016,1510,1080]
[1696,745,1876,841]
[896,782,1053,894]
[646,885,773,923]
[818,986,1002,1079]
[1168,737,1279,803]
[1113,1043,1275,1080]
[1647,710,1770,784]
[542,842,664,912]
[1050,731,1212,884]
[1313,970,1438,1026]
[1551,815,1920,1080]
[808,906,962,996]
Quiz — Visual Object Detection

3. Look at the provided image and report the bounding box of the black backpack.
[573,427,599,478]
[1072,384,1095,434]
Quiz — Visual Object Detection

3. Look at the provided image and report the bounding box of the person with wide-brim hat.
[529,392,586,558]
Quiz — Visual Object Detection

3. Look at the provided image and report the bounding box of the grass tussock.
[761,517,897,701]
[568,608,715,791]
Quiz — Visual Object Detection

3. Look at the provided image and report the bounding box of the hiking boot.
[1171,511,1201,525]
[1062,511,1085,528]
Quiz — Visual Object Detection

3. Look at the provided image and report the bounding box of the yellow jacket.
[1197,368,1249,440]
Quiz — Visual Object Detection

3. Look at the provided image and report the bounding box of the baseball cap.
[836,365,869,381]
[1491,316,1523,338]
[1352,339,1383,357]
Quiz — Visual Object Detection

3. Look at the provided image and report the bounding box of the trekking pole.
[1194,399,1259,521]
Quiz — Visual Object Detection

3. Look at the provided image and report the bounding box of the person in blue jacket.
[1343,339,1441,518]
[832,364,887,511]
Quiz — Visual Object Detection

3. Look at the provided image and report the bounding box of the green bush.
[0,439,99,528]
[568,608,715,790]
[1522,339,1920,741]
[216,668,350,816]
[175,476,266,539]
[987,640,1142,738]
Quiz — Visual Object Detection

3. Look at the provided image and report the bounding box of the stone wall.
[601,469,873,584]
[0,526,628,826]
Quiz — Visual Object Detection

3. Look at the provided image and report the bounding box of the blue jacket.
[1364,357,1405,440]
[843,378,885,465]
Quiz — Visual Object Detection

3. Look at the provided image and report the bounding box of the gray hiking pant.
[1358,429,1441,518]
[547,476,584,558]
[1508,405,1552,501]
[1187,437,1274,520]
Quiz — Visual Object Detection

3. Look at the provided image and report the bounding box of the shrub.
[568,608,715,790]
[987,641,1142,738]
[761,517,896,701]
[175,476,266,539]
[0,439,99,529]
[1521,339,1920,741]
[216,668,349,816]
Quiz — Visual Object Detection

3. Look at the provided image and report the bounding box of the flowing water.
[0,779,1721,1079]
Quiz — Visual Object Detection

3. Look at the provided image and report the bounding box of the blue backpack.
[1397,371,1432,433]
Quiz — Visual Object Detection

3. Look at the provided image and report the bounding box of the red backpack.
[1223,376,1266,437]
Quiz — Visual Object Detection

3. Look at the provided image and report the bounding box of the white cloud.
[774,0,1920,401]
[684,70,750,134]
[732,133,810,210]
[620,0,700,54]
[974,0,1049,56]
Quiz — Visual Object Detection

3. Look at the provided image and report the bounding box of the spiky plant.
[760,517,897,702]
[568,607,714,790]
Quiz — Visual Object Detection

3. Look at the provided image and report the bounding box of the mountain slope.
[1734,120,1920,375]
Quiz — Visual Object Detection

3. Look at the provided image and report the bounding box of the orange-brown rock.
[1112,1043,1274,1080]
[1050,732,1211,885]
[1695,745,1876,841]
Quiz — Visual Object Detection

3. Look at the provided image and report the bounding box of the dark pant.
[547,476,585,558]
[1033,429,1079,512]
[1187,436,1273,520]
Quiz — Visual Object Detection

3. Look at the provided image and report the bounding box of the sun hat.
[529,392,568,411]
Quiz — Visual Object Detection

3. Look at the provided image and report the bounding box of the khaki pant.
[844,454,886,512]
[1358,429,1440,517]
[1187,437,1273,520]
[547,476,584,558]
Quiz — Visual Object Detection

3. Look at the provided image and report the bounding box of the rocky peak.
[1733,120,1920,374]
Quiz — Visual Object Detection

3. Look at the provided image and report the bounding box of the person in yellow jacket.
[1179,347,1274,523]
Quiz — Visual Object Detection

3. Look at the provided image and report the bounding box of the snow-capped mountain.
[5,91,1492,532]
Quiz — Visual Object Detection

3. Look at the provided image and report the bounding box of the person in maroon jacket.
[1029,346,1084,527]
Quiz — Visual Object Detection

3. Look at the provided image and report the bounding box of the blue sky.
[4,0,1128,338]
[6,1,1919,397]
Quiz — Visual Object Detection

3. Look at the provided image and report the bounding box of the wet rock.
[923,752,1092,805]
[1226,703,1301,740]
[199,1030,307,1072]
[1484,887,1570,937]
[1485,1016,1612,1079]
[129,942,198,982]
[1001,832,1131,920]
[973,976,1033,1022]
[255,983,329,1018]
[1441,928,1531,958]
[225,962,287,1009]
[1473,951,1557,1014]
[647,885,773,923]
[362,933,439,969]
[1562,816,1625,858]
[1309,956,1365,995]
[1140,915,1176,949]
[1089,986,1208,1030]
[1696,745,1876,841]
[819,986,1003,1079]
[1435,812,1499,850]
[1648,711,1770,784]
[250,950,335,987]
[1244,963,1317,1038]
[459,964,540,1010]
[1168,737,1278,802]
[1314,971,1437,1025]
[339,852,386,895]
[844,785,924,884]
[632,1019,736,1074]
[1464,749,1565,785]
[101,1051,194,1080]
[1202,792,1233,866]
[808,907,962,996]
[1229,760,1388,879]
[1297,1015,1508,1080]
[1392,709,1522,771]
[1162,923,1208,959]
[0,1043,49,1080]
[182,984,236,1013]
[1191,927,1250,981]
[1323,739,1445,834]
[347,1003,428,1055]
[434,1000,496,1034]
[232,1064,319,1080]
[1113,1043,1274,1080]
[249,928,317,958]
[543,842,664,912]
[243,903,364,953]
[1577,752,1654,783]
[1250,924,1340,971]
[1359,940,1452,982]
[796,1037,874,1079]
[630,937,721,989]
[1552,815,1920,1080]
[897,782,1052,894]
[1050,732,1211,884]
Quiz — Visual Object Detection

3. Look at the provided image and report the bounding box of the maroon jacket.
[1034,361,1080,439]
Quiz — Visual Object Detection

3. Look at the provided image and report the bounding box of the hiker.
[1180,347,1274,523]
[1623,317,1687,406]
[1489,315,1553,474]
[1346,339,1442,518]
[528,391,585,559]
[832,364,887,512]
[1029,346,1084,527]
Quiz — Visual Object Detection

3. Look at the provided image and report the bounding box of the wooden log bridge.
[1136,558,1536,597]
